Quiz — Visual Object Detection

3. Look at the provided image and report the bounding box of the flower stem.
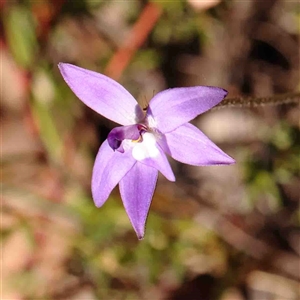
[214,92,300,109]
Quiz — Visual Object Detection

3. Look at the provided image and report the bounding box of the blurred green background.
[1,0,299,299]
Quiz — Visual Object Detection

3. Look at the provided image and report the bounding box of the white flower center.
[132,132,159,161]
[146,114,157,129]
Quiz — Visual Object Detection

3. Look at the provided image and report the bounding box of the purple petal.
[92,140,136,207]
[131,132,175,181]
[107,124,142,152]
[119,162,158,239]
[137,145,175,182]
[158,123,235,166]
[58,63,144,125]
[147,87,227,133]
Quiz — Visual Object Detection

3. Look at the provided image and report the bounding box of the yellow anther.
[132,136,143,143]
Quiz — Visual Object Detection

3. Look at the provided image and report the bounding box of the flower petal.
[92,140,136,207]
[158,123,235,166]
[58,63,144,125]
[119,162,158,239]
[132,133,175,181]
[107,124,142,152]
[146,86,227,133]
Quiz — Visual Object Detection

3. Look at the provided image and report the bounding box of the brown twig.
[215,92,300,109]
[104,2,162,80]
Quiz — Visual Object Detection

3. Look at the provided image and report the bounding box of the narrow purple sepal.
[58,63,144,125]
[92,140,136,207]
[159,123,235,166]
[119,163,158,239]
[147,87,227,133]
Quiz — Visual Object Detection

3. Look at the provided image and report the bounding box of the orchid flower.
[58,63,235,239]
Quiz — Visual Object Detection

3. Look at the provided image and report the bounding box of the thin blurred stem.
[214,92,300,109]
[105,2,162,80]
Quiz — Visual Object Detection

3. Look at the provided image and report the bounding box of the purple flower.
[58,63,235,239]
